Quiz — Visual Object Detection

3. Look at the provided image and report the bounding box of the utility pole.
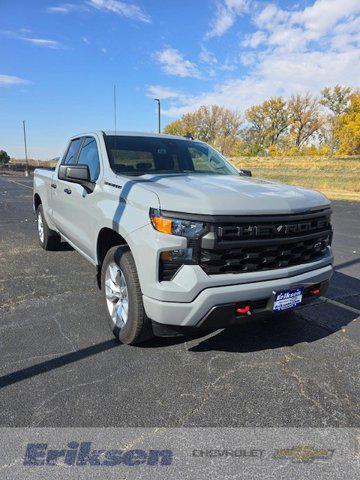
[113,84,117,134]
[22,120,29,177]
[154,98,161,133]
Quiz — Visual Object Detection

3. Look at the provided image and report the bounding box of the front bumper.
[143,264,333,328]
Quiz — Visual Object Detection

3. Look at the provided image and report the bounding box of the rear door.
[51,137,83,244]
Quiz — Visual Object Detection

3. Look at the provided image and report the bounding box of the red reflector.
[236,305,250,314]
[311,288,320,295]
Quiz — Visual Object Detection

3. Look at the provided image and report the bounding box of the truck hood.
[139,174,330,215]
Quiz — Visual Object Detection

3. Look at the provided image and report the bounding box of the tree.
[0,150,10,165]
[164,105,242,155]
[334,92,360,155]
[288,93,324,147]
[320,85,352,116]
[244,97,290,154]
[319,85,353,152]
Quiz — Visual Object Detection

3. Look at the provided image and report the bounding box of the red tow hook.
[235,305,251,315]
[310,288,320,295]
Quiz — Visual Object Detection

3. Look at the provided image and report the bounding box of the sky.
[1,0,359,159]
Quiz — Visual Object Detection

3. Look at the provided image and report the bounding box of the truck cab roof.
[70,130,194,142]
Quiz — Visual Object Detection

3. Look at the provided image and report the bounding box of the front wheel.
[101,246,153,345]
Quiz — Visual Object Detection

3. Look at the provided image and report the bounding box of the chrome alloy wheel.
[37,211,44,243]
[105,261,129,329]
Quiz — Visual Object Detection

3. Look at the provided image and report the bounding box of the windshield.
[104,135,238,176]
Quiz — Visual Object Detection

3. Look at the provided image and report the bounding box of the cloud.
[0,74,30,86]
[219,58,238,71]
[2,30,62,49]
[199,46,218,64]
[293,0,360,37]
[251,0,360,49]
[331,17,360,50]
[241,30,267,48]
[239,51,256,66]
[22,37,62,49]
[146,85,182,100]
[46,3,88,13]
[156,48,201,78]
[160,0,360,117]
[205,0,248,39]
[254,3,289,31]
[82,36,90,44]
[87,0,151,23]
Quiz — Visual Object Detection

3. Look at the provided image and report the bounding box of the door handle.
[51,183,57,189]
[64,188,72,194]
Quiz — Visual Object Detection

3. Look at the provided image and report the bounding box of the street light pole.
[154,98,161,134]
[22,120,29,177]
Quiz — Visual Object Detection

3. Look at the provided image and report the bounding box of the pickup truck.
[33,131,333,344]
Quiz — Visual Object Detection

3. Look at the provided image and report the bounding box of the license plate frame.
[272,288,303,312]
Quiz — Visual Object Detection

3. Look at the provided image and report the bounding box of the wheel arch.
[33,193,42,211]
[96,228,129,287]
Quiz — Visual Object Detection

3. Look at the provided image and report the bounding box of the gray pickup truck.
[33,131,333,344]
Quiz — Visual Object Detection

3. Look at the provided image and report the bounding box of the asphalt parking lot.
[0,173,359,428]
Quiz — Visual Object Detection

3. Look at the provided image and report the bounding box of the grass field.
[231,156,360,201]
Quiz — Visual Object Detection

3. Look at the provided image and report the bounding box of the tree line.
[0,150,10,165]
[164,85,360,157]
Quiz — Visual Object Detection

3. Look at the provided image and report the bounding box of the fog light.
[159,248,195,281]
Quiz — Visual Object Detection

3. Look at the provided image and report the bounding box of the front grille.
[200,210,332,275]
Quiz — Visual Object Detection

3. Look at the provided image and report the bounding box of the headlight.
[150,209,207,239]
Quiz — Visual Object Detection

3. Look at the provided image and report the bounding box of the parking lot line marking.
[0,177,33,189]
[320,296,360,315]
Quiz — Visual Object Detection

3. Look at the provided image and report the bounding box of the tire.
[36,204,61,250]
[101,246,153,345]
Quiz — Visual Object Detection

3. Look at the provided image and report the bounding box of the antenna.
[113,84,117,135]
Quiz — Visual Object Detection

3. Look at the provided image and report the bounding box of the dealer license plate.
[272,288,303,312]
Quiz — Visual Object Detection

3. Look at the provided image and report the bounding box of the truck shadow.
[53,240,74,252]
[0,339,119,389]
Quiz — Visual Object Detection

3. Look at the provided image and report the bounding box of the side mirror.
[58,164,95,192]
[238,169,252,177]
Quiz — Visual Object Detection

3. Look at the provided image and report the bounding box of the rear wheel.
[36,204,60,250]
[101,246,153,345]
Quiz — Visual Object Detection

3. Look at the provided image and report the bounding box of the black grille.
[200,210,332,275]
[159,261,179,281]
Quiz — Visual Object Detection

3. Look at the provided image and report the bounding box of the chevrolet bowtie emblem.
[274,445,334,463]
